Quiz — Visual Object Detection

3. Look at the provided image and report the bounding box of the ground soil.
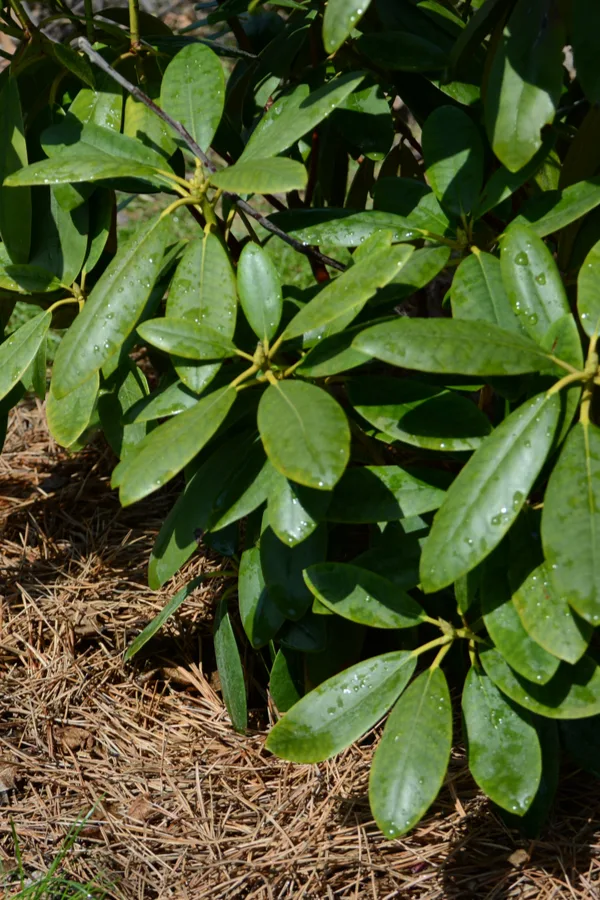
[2,401,600,899]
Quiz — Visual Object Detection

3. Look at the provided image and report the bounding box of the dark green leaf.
[98,362,149,461]
[46,372,99,448]
[270,648,304,712]
[267,470,329,546]
[0,311,51,402]
[124,378,200,425]
[238,546,284,648]
[0,76,31,263]
[209,444,271,531]
[237,242,282,342]
[327,465,448,522]
[475,134,556,218]
[279,613,327,653]
[260,523,327,620]
[370,245,451,308]
[357,31,448,71]
[295,324,371,377]
[214,598,247,733]
[422,106,483,217]
[0,263,62,294]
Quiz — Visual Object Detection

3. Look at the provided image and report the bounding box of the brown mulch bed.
[1,401,600,899]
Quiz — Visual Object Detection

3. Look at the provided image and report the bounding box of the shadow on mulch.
[1,401,600,899]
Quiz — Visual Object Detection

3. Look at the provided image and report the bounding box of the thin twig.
[76,38,346,273]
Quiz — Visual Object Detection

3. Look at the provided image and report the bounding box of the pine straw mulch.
[1,401,600,900]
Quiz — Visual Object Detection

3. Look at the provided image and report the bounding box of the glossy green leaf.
[214,598,247,733]
[323,0,371,52]
[0,264,62,294]
[327,465,448,522]
[542,422,600,626]
[210,157,307,194]
[512,563,591,665]
[124,378,200,425]
[577,239,600,337]
[462,666,541,815]
[123,88,176,162]
[270,648,304,713]
[258,381,350,491]
[161,43,225,151]
[500,224,572,344]
[485,0,563,171]
[241,72,365,162]
[260,523,327,620]
[500,718,559,838]
[52,214,169,398]
[369,667,452,839]
[0,311,51,402]
[422,106,483,217]
[118,385,236,506]
[266,651,416,763]
[304,563,425,629]
[283,244,413,342]
[69,74,122,131]
[451,251,522,333]
[238,547,284,649]
[572,0,600,103]
[370,245,451,308]
[560,717,600,778]
[46,371,99,448]
[0,76,31,263]
[481,547,560,685]
[237,243,282,342]
[354,318,556,376]
[480,647,600,719]
[420,392,560,593]
[124,574,206,661]
[357,31,448,71]
[349,375,492,452]
[166,231,237,393]
[267,470,329,546]
[5,143,163,187]
[270,209,421,246]
[512,177,600,237]
[137,317,237,360]
[295,323,370,377]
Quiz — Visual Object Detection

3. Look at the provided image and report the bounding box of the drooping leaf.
[327,465,448,522]
[52,215,170,398]
[118,385,236,506]
[542,422,600,626]
[240,72,365,162]
[266,651,416,763]
[210,157,307,194]
[349,375,492,452]
[304,563,425,629]
[420,392,560,593]
[480,647,600,719]
[237,242,282,342]
[499,718,559,838]
[462,665,541,815]
[269,647,304,712]
[369,667,452,838]
[0,311,51,402]
[258,381,350,491]
[260,523,327,620]
[238,546,284,648]
[137,317,237,360]
[354,318,557,376]
[333,82,394,161]
[422,105,484,217]
[124,574,206,661]
[451,250,523,333]
[484,0,564,171]
[214,598,247,733]
[46,371,99,448]
[0,76,31,263]
[49,42,95,87]
[267,470,329,547]
[577,239,600,337]
[323,0,372,52]
[161,43,225,151]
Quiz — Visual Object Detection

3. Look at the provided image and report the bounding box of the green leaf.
[5,143,164,187]
[208,442,271,531]
[572,0,600,103]
[28,336,46,400]
[124,378,200,425]
[449,0,512,77]
[266,651,416,763]
[137,317,237,360]
[119,385,236,506]
[577,239,600,337]
[258,381,350,491]
[260,523,327,620]
[542,422,600,626]
[30,187,88,287]
[560,717,600,778]
[484,0,564,172]
[475,134,556,218]
[327,465,448,522]
[166,231,237,393]
[279,611,327,653]
[369,667,452,838]
[481,546,560,685]
[323,0,372,52]
[214,598,247,733]
[161,43,225,152]
[357,31,448,71]
[238,547,284,648]
[295,324,371,378]
[46,372,99,448]
[98,362,149,461]
[52,214,170,398]
[373,178,451,236]
[0,77,31,263]
[267,469,329,547]
[511,177,600,237]
[49,42,95,87]
[269,209,421,246]
[354,318,557,376]
[499,718,559,838]
[237,243,282,342]
[334,83,394,162]
[422,106,484,218]
[210,157,307,194]
[283,244,414,342]
[0,311,51,402]
[500,223,572,344]
[462,666,541,815]
[349,375,492,452]
[124,574,206,661]
[0,264,62,294]
[123,87,176,162]
[84,188,114,275]
[420,392,560,593]
[304,563,425,629]
[241,72,365,162]
[451,250,523,333]
[480,646,600,719]
[69,74,122,131]
[269,648,304,712]
[369,245,451,309]
[512,563,591,666]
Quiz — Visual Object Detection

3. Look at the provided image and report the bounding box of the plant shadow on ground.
[1,400,600,899]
